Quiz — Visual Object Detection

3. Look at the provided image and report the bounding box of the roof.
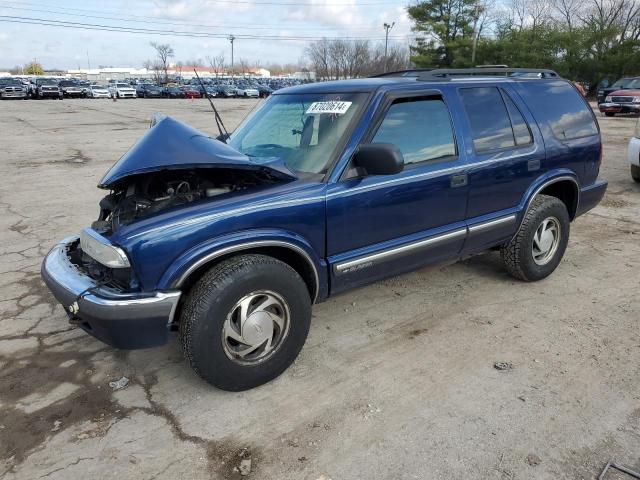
[275,72,561,96]
[275,77,415,94]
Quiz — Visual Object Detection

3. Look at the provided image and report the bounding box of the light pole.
[228,35,236,77]
[383,22,395,73]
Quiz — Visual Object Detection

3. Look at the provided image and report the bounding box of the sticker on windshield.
[306,101,352,115]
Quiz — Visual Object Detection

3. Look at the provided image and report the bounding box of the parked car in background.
[78,81,91,97]
[198,85,219,98]
[628,118,640,182]
[597,77,639,104]
[87,84,112,99]
[58,80,85,98]
[0,77,27,99]
[136,84,163,98]
[235,84,259,98]
[41,68,607,391]
[598,80,640,116]
[181,86,202,98]
[256,84,273,98]
[109,83,137,99]
[34,78,62,99]
[162,86,185,98]
[217,84,237,97]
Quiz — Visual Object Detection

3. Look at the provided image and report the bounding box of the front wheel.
[500,195,570,282]
[180,254,312,391]
[604,112,615,117]
[632,164,640,183]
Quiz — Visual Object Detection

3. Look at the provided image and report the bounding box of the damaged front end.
[41,115,296,349]
[94,115,296,234]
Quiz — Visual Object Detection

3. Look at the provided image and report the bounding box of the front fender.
[156,228,328,301]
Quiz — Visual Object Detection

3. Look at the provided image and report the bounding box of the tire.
[632,164,640,183]
[500,194,570,282]
[605,112,615,117]
[180,254,312,391]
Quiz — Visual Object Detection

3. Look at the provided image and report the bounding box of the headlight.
[633,97,640,103]
[605,96,612,102]
[80,228,130,268]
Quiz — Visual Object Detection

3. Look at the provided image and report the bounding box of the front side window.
[371,97,456,165]
[229,93,366,174]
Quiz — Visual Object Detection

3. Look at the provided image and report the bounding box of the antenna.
[193,68,229,142]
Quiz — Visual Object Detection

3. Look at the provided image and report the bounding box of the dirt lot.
[0,97,638,480]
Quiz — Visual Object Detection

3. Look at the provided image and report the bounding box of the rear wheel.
[180,254,312,391]
[500,195,570,282]
[632,164,640,183]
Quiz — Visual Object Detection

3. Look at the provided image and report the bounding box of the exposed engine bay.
[93,168,280,233]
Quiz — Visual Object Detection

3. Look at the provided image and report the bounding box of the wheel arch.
[160,234,323,304]
[522,174,580,223]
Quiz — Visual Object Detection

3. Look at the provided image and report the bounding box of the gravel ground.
[0,98,638,480]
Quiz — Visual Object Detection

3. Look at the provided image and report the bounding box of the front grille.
[612,96,634,103]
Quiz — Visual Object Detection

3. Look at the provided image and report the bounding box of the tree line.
[408,0,640,90]
[305,39,411,80]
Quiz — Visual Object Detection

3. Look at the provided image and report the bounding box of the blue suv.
[42,68,607,390]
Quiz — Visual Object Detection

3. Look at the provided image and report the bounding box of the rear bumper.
[628,137,640,167]
[576,180,608,217]
[41,237,181,349]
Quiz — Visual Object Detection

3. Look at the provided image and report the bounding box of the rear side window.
[502,92,532,146]
[372,97,456,165]
[522,80,598,140]
[459,87,532,153]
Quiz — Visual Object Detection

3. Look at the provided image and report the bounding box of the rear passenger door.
[456,85,545,254]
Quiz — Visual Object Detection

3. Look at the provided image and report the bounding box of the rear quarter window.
[522,80,598,140]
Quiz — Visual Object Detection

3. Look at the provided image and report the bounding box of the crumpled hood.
[98,115,296,189]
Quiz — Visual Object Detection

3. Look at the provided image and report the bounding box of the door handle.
[450,173,468,188]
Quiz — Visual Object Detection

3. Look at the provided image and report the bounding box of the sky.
[0,0,415,70]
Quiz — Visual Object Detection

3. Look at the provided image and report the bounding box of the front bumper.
[628,137,640,167]
[39,90,61,97]
[1,91,26,98]
[599,102,640,114]
[41,237,181,349]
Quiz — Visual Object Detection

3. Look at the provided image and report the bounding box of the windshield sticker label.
[306,101,352,115]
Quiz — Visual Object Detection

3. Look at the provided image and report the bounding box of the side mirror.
[353,143,404,176]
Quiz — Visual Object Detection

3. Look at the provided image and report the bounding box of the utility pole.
[471,0,481,65]
[86,50,91,70]
[383,22,395,73]
[228,35,235,78]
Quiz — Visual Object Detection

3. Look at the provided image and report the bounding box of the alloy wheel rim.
[532,216,561,266]
[221,290,290,365]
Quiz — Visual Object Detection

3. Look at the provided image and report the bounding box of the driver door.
[326,89,469,294]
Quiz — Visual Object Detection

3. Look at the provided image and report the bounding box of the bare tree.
[150,42,174,84]
[306,38,410,80]
[207,53,225,78]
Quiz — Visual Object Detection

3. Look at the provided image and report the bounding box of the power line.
[0,1,398,31]
[0,15,411,41]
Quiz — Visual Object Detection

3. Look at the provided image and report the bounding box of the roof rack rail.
[370,68,433,78]
[417,67,560,80]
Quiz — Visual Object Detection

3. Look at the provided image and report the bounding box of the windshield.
[228,93,366,174]
[116,83,130,88]
[625,78,640,89]
[612,78,634,88]
[0,78,21,86]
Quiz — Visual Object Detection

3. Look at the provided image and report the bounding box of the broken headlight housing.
[80,228,130,268]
